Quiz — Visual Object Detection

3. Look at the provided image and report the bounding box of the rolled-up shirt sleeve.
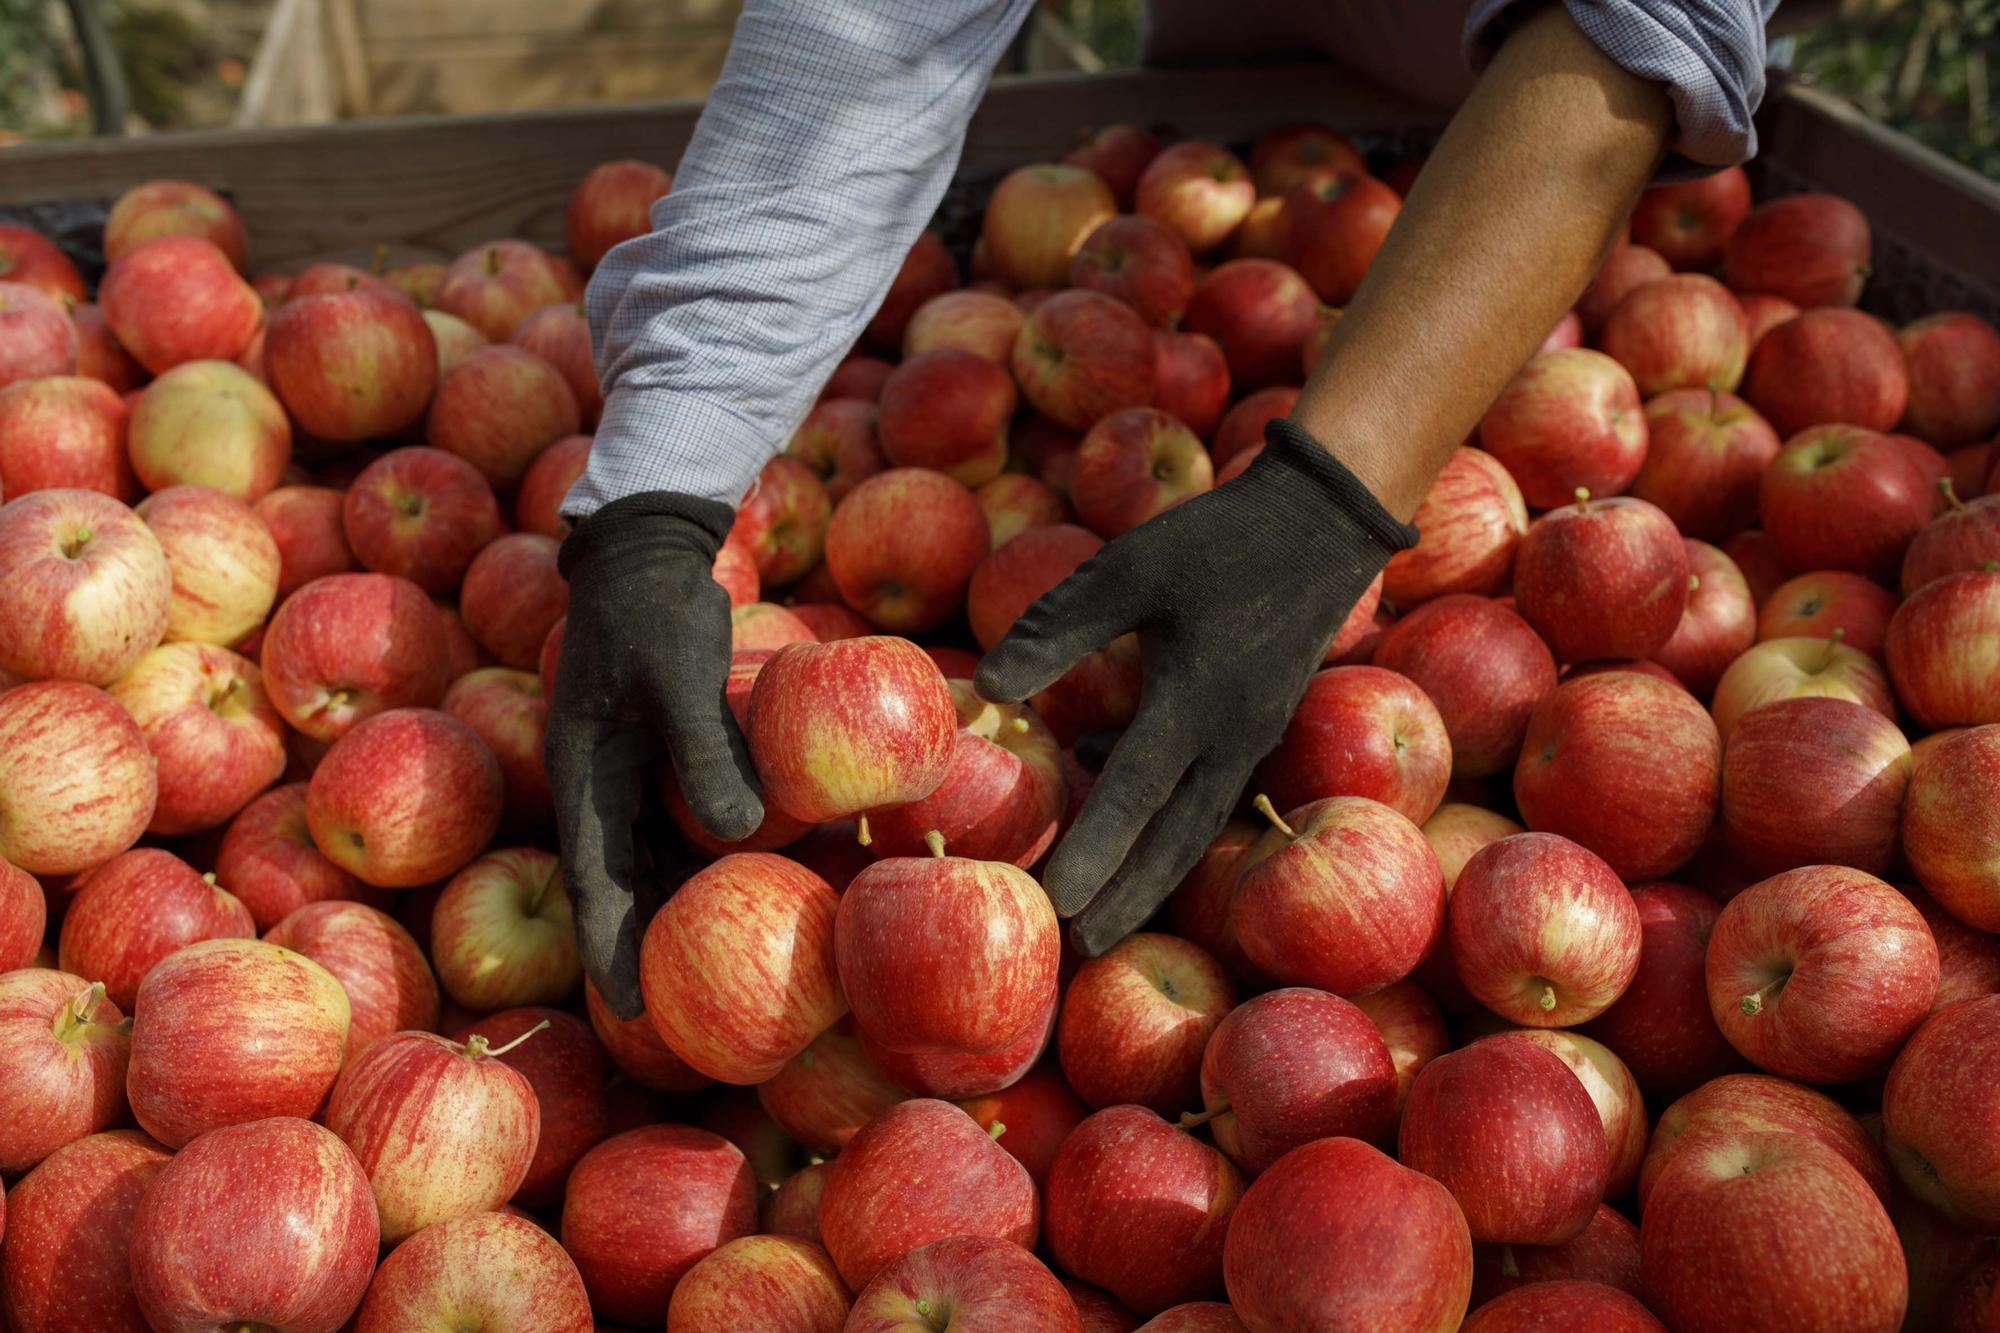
[567,0,1036,517]
[1465,1,1778,168]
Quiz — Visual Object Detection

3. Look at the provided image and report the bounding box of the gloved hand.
[977,420,1417,956]
[545,491,764,1018]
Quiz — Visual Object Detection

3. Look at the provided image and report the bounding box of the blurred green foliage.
[0,0,245,140]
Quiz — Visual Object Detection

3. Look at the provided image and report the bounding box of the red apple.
[134,483,279,648]
[1161,820,1267,990]
[976,473,1068,551]
[1903,725,2000,931]
[1373,596,1557,778]
[1197,986,1397,1174]
[1627,389,1780,541]
[818,1097,1040,1290]
[1071,406,1214,538]
[353,1209,594,1332]
[639,851,843,1083]
[1757,570,1896,657]
[103,180,247,270]
[1601,274,1748,396]
[58,847,254,1008]
[426,344,580,489]
[0,681,157,875]
[215,781,376,929]
[1352,978,1451,1118]
[1495,1028,1646,1198]
[0,374,136,501]
[129,1116,377,1332]
[756,1020,908,1155]
[341,446,502,594]
[429,847,578,1010]
[1383,446,1527,607]
[0,282,78,390]
[1707,864,1938,1084]
[1467,1203,1643,1308]
[1210,387,1298,472]
[0,222,87,303]
[123,358,287,500]
[1282,169,1401,305]
[456,531,567,670]
[305,707,502,887]
[1903,484,2000,595]
[441,666,550,830]
[1639,1071,1888,1211]
[1012,289,1157,433]
[748,636,956,821]
[1640,1131,1904,1333]
[1222,1136,1472,1332]
[509,302,599,427]
[1152,329,1230,439]
[865,683,1064,867]
[434,239,569,342]
[666,1234,850,1333]
[565,158,672,270]
[514,431,591,539]
[1233,794,1445,996]
[559,1123,758,1323]
[578,981,707,1102]
[1899,881,2000,1012]
[1578,244,1673,335]
[423,308,487,372]
[1057,932,1234,1115]
[1881,993,2000,1233]
[905,290,1026,364]
[1449,833,1640,1026]
[984,164,1117,289]
[1710,633,1895,741]
[0,854,41,971]
[1581,884,1744,1099]
[861,995,1052,1100]
[875,349,1015,487]
[1630,166,1752,270]
[1898,311,2000,447]
[1479,349,1647,509]
[1514,670,1721,881]
[255,484,357,598]
[1181,258,1318,390]
[1652,540,1756,698]
[1461,1280,1662,1331]
[735,455,833,590]
[1737,292,1799,352]
[1745,308,1910,438]
[764,1163,831,1243]
[958,1062,1089,1187]
[823,469,987,631]
[849,1235,1080,1333]
[98,238,261,374]
[0,1129,171,1331]
[266,289,438,443]
[1135,141,1254,255]
[1249,123,1365,197]
[283,261,409,305]
[0,970,129,1173]
[1071,215,1197,328]
[108,641,285,835]
[0,488,170,685]
[1720,696,1910,876]
[1514,492,1689,664]
[1723,192,1871,309]
[1063,123,1163,208]
[788,400,885,507]
[838,836,1058,1056]
[1253,666,1452,823]
[127,937,350,1147]
[323,1027,539,1241]
[1722,528,1788,605]
[1044,1105,1243,1314]
[264,898,436,1061]
[1887,569,2000,727]
[1400,1035,1606,1245]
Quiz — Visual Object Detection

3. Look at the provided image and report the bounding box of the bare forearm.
[1293,5,1674,519]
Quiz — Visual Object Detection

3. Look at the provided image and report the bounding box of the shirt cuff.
[561,387,770,518]
[1465,0,1770,169]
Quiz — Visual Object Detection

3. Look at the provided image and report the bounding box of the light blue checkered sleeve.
[1465,0,1779,168]
[567,0,1037,517]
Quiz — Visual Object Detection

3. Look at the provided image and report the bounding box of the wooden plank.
[356,0,741,42]
[364,33,735,116]
[326,0,375,118]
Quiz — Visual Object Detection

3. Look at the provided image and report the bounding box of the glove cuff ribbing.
[1258,419,1421,557]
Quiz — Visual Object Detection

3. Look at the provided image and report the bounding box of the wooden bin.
[2,62,1994,317]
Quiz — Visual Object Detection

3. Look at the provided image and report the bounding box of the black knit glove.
[977,420,1416,955]
[545,491,763,1017]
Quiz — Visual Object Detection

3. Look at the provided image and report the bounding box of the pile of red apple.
[0,120,1998,1333]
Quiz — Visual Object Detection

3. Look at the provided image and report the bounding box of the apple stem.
[1985,560,2000,574]
[466,1019,551,1060]
[925,829,947,859]
[1574,486,1592,513]
[1499,1246,1520,1279]
[856,815,872,848]
[1739,975,1787,1017]
[58,980,108,1038]
[1009,716,1031,734]
[1179,1103,1229,1129]
[1687,574,1701,593]
[370,243,388,274]
[1251,794,1295,840]
[1536,982,1557,1012]
[1816,626,1845,672]
[986,1119,1007,1140]
[1941,476,1963,511]
[202,871,218,887]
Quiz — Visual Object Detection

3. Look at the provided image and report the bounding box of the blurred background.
[0,0,1993,180]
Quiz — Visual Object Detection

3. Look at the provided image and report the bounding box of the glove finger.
[1040,701,1193,917]
[976,551,1141,705]
[637,590,765,844]
[1067,755,1245,957]
[547,717,657,1019]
